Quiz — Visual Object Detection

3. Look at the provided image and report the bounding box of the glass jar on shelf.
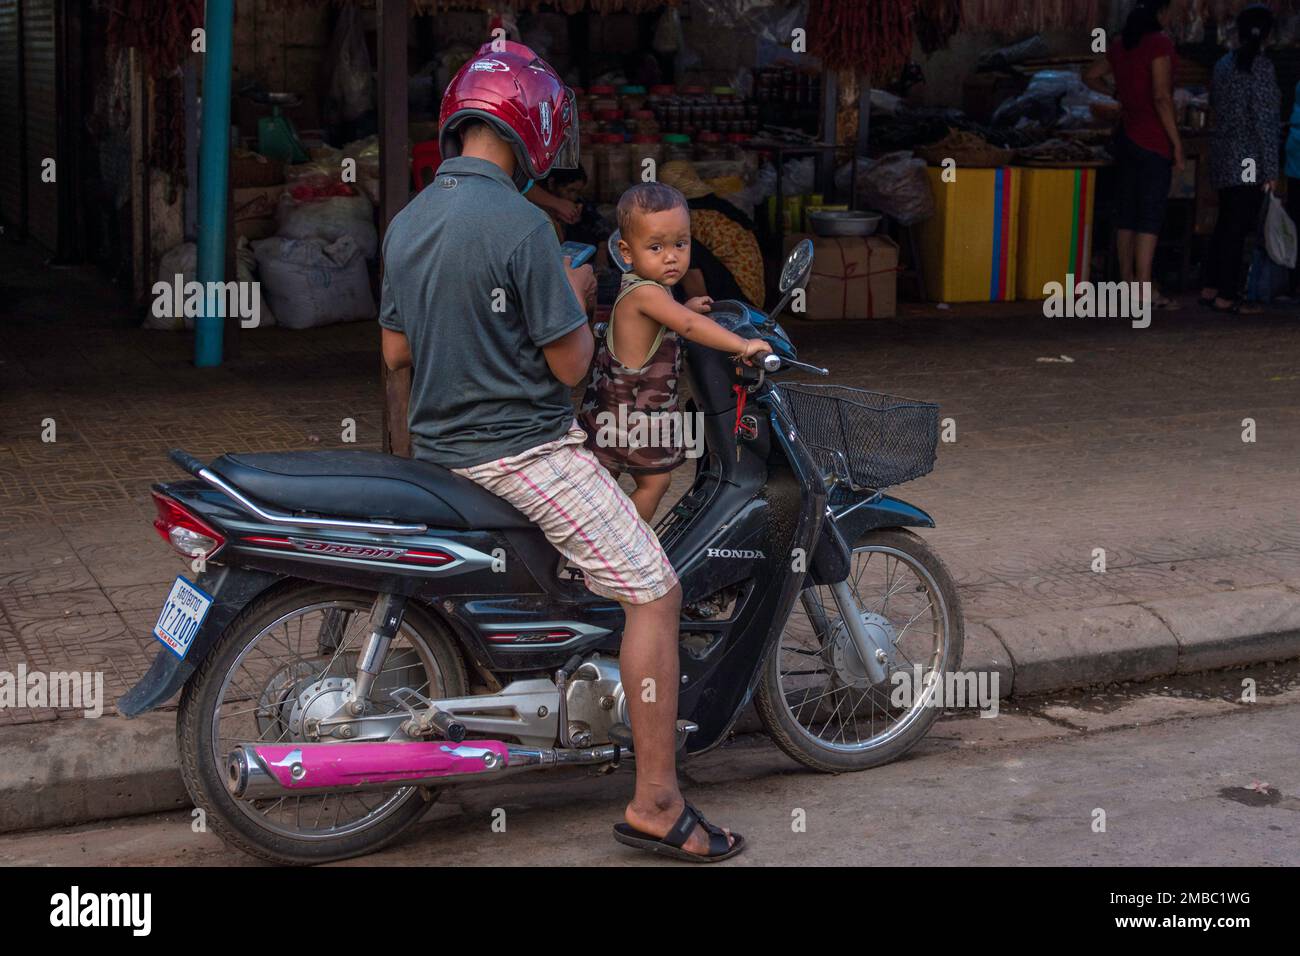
[695,130,728,163]
[629,135,662,184]
[648,84,675,123]
[662,133,693,164]
[619,84,648,114]
[590,85,619,114]
[630,109,660,137]
[596,133,631,203]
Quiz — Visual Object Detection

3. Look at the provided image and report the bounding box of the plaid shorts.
[450,421,680,606]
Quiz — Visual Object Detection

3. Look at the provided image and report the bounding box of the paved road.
[3,665,1295,866]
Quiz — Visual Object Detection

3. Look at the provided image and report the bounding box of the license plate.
[153,576,214,660]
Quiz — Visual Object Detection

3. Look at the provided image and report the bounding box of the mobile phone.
[561,242,596,269]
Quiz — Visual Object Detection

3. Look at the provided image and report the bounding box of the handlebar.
[168,448,209,477]
[760,353,829,377]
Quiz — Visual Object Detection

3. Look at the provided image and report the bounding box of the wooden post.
[378,0,411,456]
[129,49,148,303]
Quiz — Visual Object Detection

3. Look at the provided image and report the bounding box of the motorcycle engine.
[562,654,628,747]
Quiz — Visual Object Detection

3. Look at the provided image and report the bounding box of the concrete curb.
[983,604,1178,696]
[0,711,188,835]
[2,584,1297,835]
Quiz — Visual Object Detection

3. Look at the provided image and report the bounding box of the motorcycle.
[121,240,964,864]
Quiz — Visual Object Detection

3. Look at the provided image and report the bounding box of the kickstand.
[591,744,622,775]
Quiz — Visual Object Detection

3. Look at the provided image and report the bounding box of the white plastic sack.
[275,192,378,260]
[252,236,375,329]
[147,239,276,330]
[1264,193,1297,269]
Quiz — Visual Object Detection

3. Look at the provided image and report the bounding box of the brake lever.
[762,354,829,377]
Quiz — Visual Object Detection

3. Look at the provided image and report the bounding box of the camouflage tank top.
[578,271,686,476]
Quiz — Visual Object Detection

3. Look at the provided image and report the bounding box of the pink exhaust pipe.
[228,740,509,798]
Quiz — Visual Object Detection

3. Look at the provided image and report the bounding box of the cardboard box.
[232,185,286,242]
[784,233,899,319]
[233,185,286,224]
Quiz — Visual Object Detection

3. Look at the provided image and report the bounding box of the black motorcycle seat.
[208,450,536,530]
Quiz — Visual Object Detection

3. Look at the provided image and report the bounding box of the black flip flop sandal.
[1210,299,1260,314]
[613,801,746,863]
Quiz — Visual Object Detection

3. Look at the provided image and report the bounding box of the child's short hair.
[617,182,688,235]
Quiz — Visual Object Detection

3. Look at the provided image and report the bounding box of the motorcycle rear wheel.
[177,583,466,865]
[755,529,965,773]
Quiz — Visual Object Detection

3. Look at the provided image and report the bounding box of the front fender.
[117,565,283,717]
[832,492,935,546]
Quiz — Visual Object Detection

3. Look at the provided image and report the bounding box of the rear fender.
[117,565,283,717]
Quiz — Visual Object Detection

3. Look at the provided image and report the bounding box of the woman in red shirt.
[1085,0,1184,308]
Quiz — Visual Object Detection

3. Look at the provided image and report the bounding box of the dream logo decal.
[539,101,552,145]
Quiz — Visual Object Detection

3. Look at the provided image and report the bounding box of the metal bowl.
[808,210,882,237]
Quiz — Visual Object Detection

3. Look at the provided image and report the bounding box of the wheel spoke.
[772,541,953,756]
[208,599,445,841]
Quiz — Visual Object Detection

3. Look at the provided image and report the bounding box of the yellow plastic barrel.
[915,166,1020,303]
[1015,167,1097,301]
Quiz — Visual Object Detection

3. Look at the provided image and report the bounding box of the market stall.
[121,0,1300,357]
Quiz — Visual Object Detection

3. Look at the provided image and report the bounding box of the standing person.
[1285,78,1300,294]
[1199,4,1281,313]
[1084,0,1183,309]
[378,41,744,861]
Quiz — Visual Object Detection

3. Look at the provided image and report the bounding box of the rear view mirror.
[608,230,631,273]
[767,238,814,322]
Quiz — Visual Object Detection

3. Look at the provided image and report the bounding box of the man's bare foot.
[625,797,735,857]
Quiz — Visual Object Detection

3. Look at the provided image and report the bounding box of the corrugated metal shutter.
[0,0,22,232]
[22,0,57,251]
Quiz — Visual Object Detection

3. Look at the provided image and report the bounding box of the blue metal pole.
[194,0,235,368]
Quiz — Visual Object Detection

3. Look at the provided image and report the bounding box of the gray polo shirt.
[379,156,587,467]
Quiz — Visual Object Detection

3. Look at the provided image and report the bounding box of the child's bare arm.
[628,285,767,358]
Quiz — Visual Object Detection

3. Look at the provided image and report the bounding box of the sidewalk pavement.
[2,245,1298,832]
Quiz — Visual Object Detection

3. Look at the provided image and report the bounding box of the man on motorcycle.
[377,42,742,861]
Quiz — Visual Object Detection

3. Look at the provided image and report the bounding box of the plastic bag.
[329,8,373,123]
[835,152,935,226]
[275,191,378,260]
[1263,192,1297,269]
[652,7,682,53]
[977,34,1049,72]
[252,236,376,329]
[1245,246,1291,302]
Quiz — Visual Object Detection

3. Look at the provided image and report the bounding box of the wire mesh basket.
[777,383,940,490]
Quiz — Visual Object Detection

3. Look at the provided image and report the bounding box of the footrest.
[608,722,634,748]
[607,719,699,752]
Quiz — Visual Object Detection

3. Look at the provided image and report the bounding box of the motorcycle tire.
[755,528,965,774]
[176,583,466,865]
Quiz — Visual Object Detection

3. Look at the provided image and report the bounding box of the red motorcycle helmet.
[439,41,579,188]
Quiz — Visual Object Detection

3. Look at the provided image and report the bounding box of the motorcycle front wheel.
[176,583,466,865]
[755,529,965,773]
